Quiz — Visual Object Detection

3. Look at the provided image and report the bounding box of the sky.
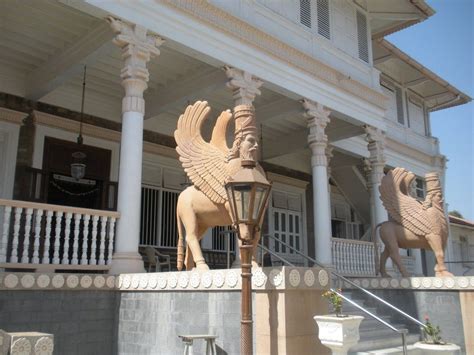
[387,0,474,221]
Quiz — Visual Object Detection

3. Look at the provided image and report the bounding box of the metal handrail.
[259,234,427,355]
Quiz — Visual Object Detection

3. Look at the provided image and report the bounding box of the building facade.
[0,0,470,276]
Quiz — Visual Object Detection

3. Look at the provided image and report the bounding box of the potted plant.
[413,316,461,354]
[314,289,364,355]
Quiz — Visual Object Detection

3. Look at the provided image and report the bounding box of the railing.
[332,238,383,276]
[259,234,427,355]
[0,199,119,271]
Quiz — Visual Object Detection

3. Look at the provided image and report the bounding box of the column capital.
[303,99,331,167]
[107,17,164,114]
[224,66,263,106]
[364,125,386,165]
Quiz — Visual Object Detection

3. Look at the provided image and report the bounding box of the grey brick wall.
[0,291,118,355]
[116,291,249,355]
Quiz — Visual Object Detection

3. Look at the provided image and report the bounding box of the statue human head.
[230,105,259,162]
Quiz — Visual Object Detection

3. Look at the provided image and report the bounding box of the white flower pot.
[413,342,461,355]
[314,315,364,355]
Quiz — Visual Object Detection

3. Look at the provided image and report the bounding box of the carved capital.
[364,125,386,166]
[107,17,164,113]
[304,100,331,167]
[326,145,334,176]
[224,66,263,106]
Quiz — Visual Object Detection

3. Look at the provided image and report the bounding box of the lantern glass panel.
[252,186,267,220]
[234,184,252,221]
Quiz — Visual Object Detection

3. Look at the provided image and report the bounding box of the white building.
[0,0,470,276]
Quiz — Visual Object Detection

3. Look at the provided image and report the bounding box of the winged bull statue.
[377,167,453,277]
[174,101,266,271]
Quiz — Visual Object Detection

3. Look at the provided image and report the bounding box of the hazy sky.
[388,0,473,220]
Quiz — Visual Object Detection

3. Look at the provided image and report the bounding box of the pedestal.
[314,315,364,355]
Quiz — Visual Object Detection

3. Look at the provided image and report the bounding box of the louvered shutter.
[356,10,369,63]
[300,0,312,28]
[395,87,405,124]
[317,0,330,39]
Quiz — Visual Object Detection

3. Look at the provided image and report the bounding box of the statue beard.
[240,147,258,162]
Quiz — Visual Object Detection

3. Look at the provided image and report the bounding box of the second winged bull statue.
[377,167,453,277]
[174,101,265,271]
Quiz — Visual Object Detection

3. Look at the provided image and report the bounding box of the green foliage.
[449,210,464,218]
[322,289,344,317]
[423,316,444,345]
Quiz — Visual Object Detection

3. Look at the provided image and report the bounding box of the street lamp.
[225,160,271,355]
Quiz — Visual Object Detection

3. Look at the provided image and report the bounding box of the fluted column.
[303,99,333,267]
[108,17,164,274]
[224,66,263,268]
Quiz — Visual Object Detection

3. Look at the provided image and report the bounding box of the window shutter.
[300,0,312,28]
[317,0,330,39]
[395,87,405,124]
[356,10,369,63]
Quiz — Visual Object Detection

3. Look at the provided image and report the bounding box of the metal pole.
[226,231,230,269]
[240,243,253,355]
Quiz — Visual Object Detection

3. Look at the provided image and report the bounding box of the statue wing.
[379,168,432,235]
[174,101,231,204]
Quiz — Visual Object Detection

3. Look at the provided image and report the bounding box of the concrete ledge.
[343,276,474,290]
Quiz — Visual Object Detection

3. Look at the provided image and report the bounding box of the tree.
[449,210,464,218]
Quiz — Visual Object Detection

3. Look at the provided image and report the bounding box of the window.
[395,87,405,125]
[356,10,369,63]
[414,178,425,199]
[331,202,365,240]
[299,0,331,39]
[212,225,236,253]
[269,189,305,259]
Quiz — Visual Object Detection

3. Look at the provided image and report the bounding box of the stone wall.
[117,291,244,354]
[0,290,118,355]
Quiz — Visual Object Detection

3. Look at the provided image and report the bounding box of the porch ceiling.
[0,0,365,168]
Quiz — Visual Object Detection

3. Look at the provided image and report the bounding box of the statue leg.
[388,247,410,277]
[185,244,195,271]
[425,233,453,277]
[181,215,209,271]
[379,247,390,277]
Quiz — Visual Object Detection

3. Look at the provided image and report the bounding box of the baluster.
[90,215,99,264]
[351,243,357,276]
[10,207,23,263]
[31,209,44,264]
[81,214,90,265]
[369,243,374,275]
[342,242,348,275]
[52,211,63,264]
[335,240,341,273]
[362,243,368,275]
[71,214,81,265]
[0,206,12,263]
[61,212,73,264]
[20,208,33,263]
[356,244,362,276]
[107,217,116,265]
[98,216,107,265]
[42,210,54,264]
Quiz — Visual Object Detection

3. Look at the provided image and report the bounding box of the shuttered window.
[356,10,369,63]
[317,0,330,39]
[395,87,405,124]
[300,0,312,28]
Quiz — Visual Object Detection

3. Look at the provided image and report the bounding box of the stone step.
[350,332,420,353]
[350,344,421,355]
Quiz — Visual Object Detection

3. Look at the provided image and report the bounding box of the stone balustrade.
[0,199,119,271]
[332,238,382,276]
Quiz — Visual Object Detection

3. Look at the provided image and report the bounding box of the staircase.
[343,289,422,354]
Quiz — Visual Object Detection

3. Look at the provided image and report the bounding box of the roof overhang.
[373,39,472,111]
[354,0,435,39]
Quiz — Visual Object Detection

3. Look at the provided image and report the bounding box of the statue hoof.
[435,270,454,277]
[196,263,210,271]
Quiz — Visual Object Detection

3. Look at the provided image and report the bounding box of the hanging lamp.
[71,66,87,180]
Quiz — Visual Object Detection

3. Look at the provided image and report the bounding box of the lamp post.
[225,159,271,355]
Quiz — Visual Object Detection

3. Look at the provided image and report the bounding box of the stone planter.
[314,315,364,355]
[413,342,461,355]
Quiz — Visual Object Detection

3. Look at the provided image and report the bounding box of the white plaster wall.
[448,224,474,276]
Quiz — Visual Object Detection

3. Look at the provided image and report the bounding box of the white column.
[224,66,263,268]
[364,125,392,271]
[303,99,333,267]
[108,17,164,274]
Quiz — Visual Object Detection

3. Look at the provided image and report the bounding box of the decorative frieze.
[0,330,53,355]
[345,276,474,290]
[0,108,28,125]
